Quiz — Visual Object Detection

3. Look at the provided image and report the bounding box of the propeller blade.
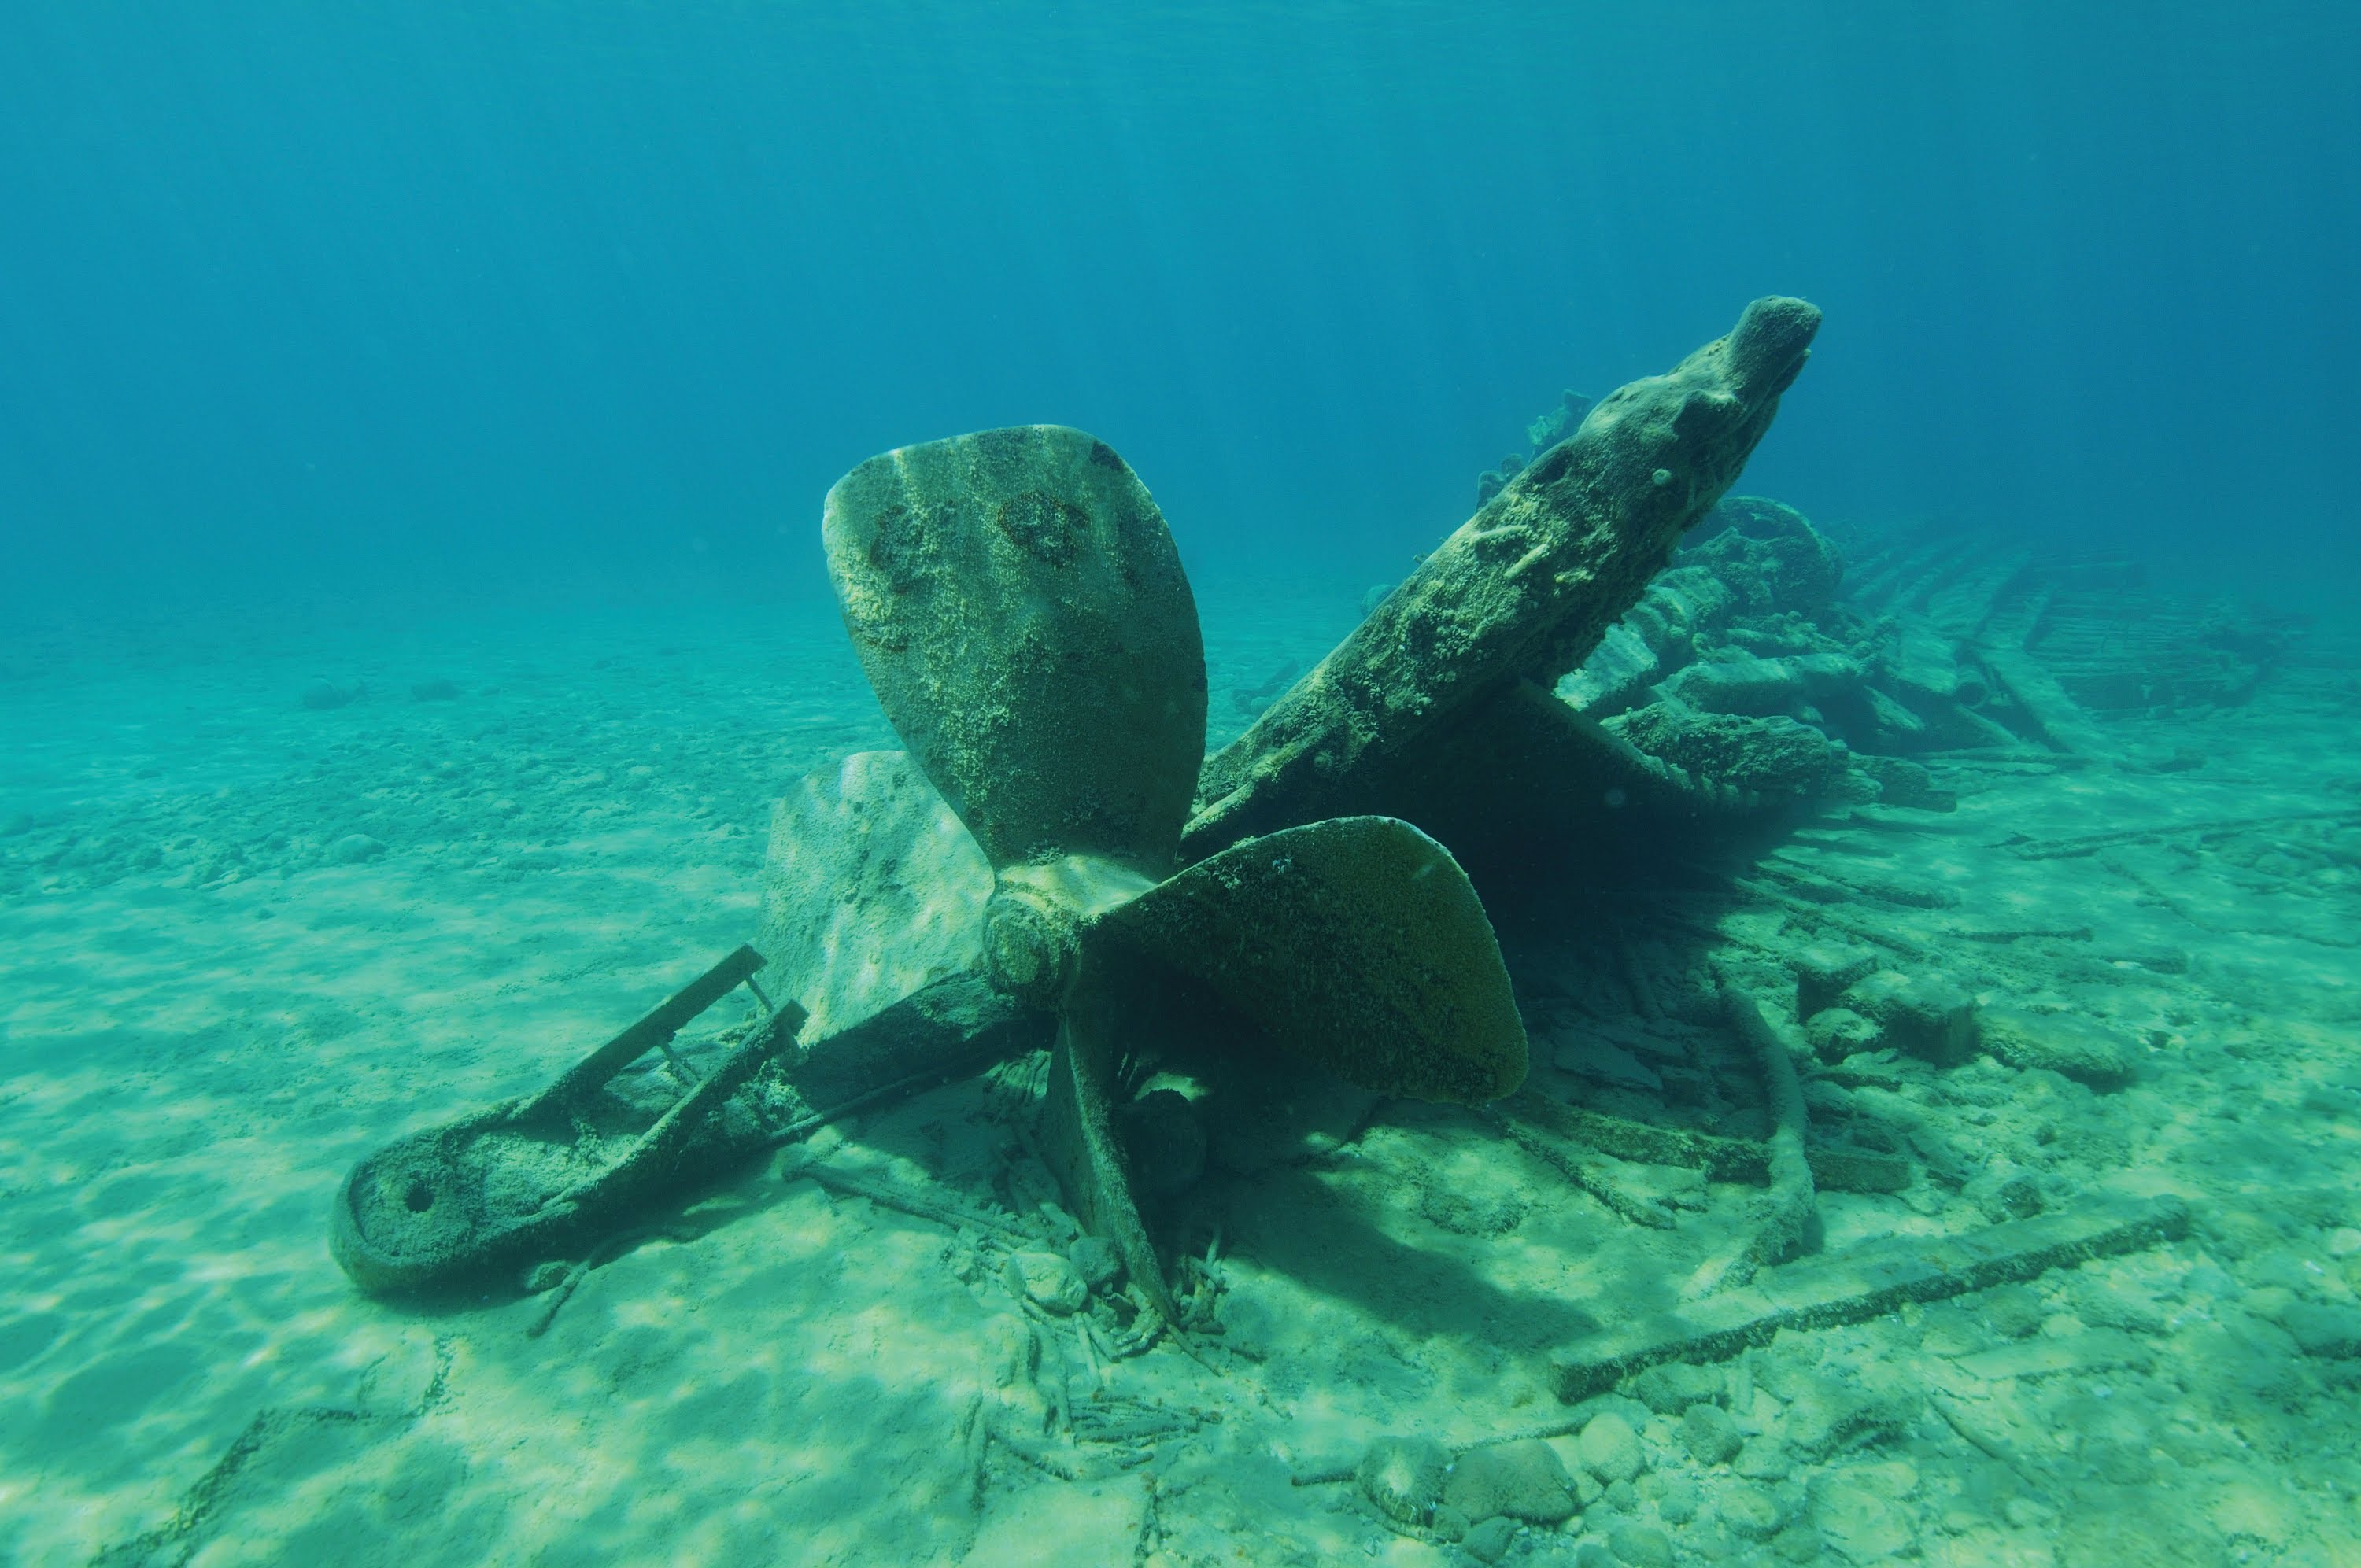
[822,426,1206,877]
[1098,817,1528,1105]
[1036,954,1180,1321]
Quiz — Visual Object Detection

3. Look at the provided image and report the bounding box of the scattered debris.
[1550,1193,2192,1400]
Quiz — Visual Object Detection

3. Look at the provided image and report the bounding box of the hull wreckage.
[331,295,2192,1398]
[330,295,1816,1305]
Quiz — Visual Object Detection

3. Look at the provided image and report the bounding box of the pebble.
[1003,1252,1088,1315]
[1578,1411,1645,1483]
[1978,1005,2133,1089]
[1461,1516,1519,1564]
[1066,1235,1124,1293]
[2278,1301,2361,1359]
[1805,1007,1881,1062]
[1356,1436,1449,1526]
[1784,1376,1904,1459]
[1607,1523,1674,1568]
[328,832,386,865]
[1629,1360,1724,1415]
[519,1260,570,1293]
[1811,1463,1920,1561]
[1975,1283,2049,1340]
[1719,1484,1785,1540]
[300,677,360,711]
[1732,1439,1790,1481]
[1443,1437,1576,1524]
[1793,943,1878,1018]
[1678,1403,1742,1466]
[1966,1168,2045,1223]
[1838,970,1978,1064]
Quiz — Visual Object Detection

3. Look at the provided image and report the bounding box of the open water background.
[3,1,2355,616]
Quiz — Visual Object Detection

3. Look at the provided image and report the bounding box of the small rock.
[1421,1185,1529,1237]
[1966,1168,2045,1223]
[1066,1235,1123,1293]
[1444,1437,1576,1525]
[409,678,463,701]
[1978,1005,2134,1089]
[1804,1007,1881,1063]
[1838,971,1978,1064]
[1752,1335,1816,1401]
[328,832,386,865]
[1629,1360,1724,1415]
[1793,943,1879,1018]
[1731,1439,1790,1481]
[1916,1304,1988,1357]
[1613,703,1851,797]
[2004,1496,2052,1531]
[1461,1515,1519,1564]
[519,1260,570,1293]
[1657,1478,1700,1525]
[1430,1504,1472,1543]
[1719,1483,1785,1540]
[1975,1283,2048,1339]
[1356,1435,1449,1526]
[1812,1463,1920,1561]
[1577,1412,1644,1484]
[299,677,362,711]
[2065,1271,2167,1335]
[1003,1252,1088,1315]
[1607,1523,1674,1568]
[1678,1403,1743,1466]
[1857,754,1956,812]
[1216,1289,1274,1361]
[2279,1301,2361,1359]
[1784,1376,1909,1460]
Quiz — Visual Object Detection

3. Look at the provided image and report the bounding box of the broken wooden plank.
[1951,1327,2152,1383]
[1683,961,1816,1294]
[2003,807,2361,861]
[1483,1106,1678,1229]
[1974,640,2109,756]
[1548,1193,2190,1402]
[1509,1095,1911,1195]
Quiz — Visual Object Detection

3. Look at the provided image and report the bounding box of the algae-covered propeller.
[822,425,1528,1316]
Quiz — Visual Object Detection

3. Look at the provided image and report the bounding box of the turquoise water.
[5,6,2359,1565]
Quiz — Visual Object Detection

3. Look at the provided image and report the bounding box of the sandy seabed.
[5,567,2361,1566]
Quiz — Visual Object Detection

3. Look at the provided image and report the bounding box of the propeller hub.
[981,890,1079,1008]
[981,855,1158,1009]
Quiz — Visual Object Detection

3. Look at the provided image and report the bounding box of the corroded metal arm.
[1185,297,1820,860]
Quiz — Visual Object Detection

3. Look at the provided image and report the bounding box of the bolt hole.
[403,1181,435,1213]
